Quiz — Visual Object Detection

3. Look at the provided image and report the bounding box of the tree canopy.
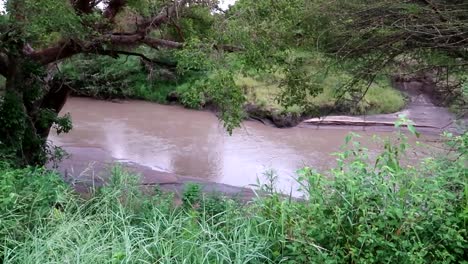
[0,0,244,165]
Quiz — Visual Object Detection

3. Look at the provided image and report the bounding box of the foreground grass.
[1,132,466,263]
[0,166,274,264]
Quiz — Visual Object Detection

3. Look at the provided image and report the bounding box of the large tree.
[0,0,242,165]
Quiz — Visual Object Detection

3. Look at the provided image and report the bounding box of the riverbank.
[302,80,466,134]
[3,132,466,263]
[54,146,256,201]
[69,73,464,131]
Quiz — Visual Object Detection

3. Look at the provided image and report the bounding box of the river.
[49,97,441,193]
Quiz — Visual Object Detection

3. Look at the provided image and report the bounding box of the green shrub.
[176,80,207,109]
[182,183,202,206]
[255,131,467,263]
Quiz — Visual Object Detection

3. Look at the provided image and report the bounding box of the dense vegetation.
[1,131,466,263]
[0,0,467,263]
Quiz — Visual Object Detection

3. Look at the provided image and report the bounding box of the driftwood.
[302,116,439,129]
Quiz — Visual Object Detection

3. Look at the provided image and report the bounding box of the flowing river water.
[49,97,444,193]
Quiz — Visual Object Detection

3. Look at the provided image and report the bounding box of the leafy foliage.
[257,131,468,263]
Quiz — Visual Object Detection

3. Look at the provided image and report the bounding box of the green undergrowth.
[2,129,465,264]
[237,52,405,116]
[60,54,180,103]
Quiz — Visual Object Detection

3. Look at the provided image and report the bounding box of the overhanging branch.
[29,41,83,65]
[23,0,237,67]
[95,49,177,68]
[143,38,184,49]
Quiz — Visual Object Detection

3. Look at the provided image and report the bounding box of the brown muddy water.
[49,97,441,193]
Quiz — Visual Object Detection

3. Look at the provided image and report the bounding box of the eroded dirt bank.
[302,80,466,134]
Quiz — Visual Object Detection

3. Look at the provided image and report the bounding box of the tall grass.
[1,131,466,263]
[1,167,274,264]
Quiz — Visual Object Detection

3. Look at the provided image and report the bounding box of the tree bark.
[0,57,70,166]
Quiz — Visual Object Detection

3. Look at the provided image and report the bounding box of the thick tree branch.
[28,35,184,66]
[143,38,184,49]
[109,34,183,49]
[28,34,242,66]
[137,0,189,33]
[103,0,127,21]
[109,34,145,45]
[23,1,229,67]
[95,49,177,68]
[29,41,83,65]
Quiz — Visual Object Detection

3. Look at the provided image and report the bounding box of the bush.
[255,132,467,263]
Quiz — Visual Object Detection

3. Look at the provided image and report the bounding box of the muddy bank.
[57,146,256,201]
[302,80,466,134]
[246,75,466,130]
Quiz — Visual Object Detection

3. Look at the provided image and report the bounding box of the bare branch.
[143,38,184,49]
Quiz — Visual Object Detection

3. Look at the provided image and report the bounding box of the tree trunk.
[0,58,70,166]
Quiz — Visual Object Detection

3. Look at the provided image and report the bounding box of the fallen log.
[302,116,440,129]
